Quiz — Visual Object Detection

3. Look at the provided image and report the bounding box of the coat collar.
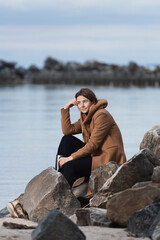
[81,99,108,124]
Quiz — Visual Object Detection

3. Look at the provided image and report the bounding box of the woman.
[7,88,126,218]
[56,88,126,188]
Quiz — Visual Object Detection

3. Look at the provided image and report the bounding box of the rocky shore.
[0,125,160,240]
[0,58,160,86]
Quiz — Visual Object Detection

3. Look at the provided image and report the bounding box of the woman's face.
[76,96,92,114]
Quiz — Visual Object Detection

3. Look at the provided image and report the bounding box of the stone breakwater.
[0,125,160,240]
[1,57,160,86]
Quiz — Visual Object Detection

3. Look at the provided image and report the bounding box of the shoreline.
[0,215,150,240]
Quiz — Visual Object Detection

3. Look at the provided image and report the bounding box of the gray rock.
[89,162,120,195]
[44,57,65,71]
[152,220,160,240]
[141,148,160,167]
[128,61,138,73]
[15,193,24,205]
[132,181,152,188]
[0,207,9,218]
[32,209,86,240]
[106,183,160,226]
[76,207,110,227]
[69,214,77,224]
[44,57,59,70]
[0,60,16,69]
[28,65,40,73]
[15,67,26,78]
[90,149,154,208]
[72,182,88,198]
[128,203,160,237]
[3,221,36,229]
[66,61,80,71]
[140,126,160,159]
[23,167,81,222]
[152,166,160,183]
[72,182,90,207]
[149,212,160,239]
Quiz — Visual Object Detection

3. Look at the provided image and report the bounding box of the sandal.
[7,200,28,219]
[7,201,19,218]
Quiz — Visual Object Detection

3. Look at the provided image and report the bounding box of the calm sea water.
[0,84,160,208]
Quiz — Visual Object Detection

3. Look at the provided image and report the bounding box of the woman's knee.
[58,135,83,156]
[60,135,75,144]
[57,135,75,155]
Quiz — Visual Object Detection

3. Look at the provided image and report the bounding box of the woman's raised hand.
[64,98,78,109]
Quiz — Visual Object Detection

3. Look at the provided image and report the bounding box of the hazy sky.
[0,0,160,68]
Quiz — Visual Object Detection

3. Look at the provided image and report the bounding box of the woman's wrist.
[64,104,69,109]
[68,156,73,161]
[64,99,77,109]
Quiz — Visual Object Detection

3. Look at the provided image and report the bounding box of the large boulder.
[141,148,160,167]
[140,125,160,159]
[23,167,81,222]
[90,149,154,208]
[89,162,120,195]
[76,207,110,227]
[152,166,160,183]
[152,219,160,240]
[106,183,160,226]
[32,209,86,240]
[128,203,160,238]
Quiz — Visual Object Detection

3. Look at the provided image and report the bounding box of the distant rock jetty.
[0,57,160,86]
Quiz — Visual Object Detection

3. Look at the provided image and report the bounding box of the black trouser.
[57,135,92,186]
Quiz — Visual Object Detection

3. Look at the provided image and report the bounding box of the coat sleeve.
[71,111,113,159]
[61,108,82,135]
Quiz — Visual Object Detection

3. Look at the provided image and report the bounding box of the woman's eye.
[77,100,88,105]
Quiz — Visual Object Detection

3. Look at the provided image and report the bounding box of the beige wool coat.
[61,99,126,171]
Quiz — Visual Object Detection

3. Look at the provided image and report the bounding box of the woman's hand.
[64,99,78,109]
[58,156,73,168]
